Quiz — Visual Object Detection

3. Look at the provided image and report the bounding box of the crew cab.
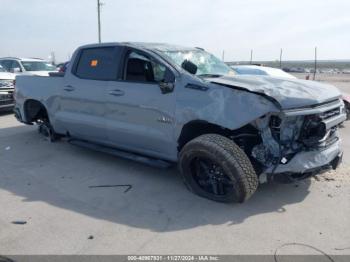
[14,42,347,202]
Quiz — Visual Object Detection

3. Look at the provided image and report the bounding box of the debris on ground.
[274,242,334,262]
[5,146,11,151]
[89,184,132,193]
[88,235,94,240]
[11,221,27,225]
[334,246,350,251]
[312,166,350,183]
[327,194,333,198]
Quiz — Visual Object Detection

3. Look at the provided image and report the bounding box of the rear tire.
[179,134,258,203]
[38,120,60,142]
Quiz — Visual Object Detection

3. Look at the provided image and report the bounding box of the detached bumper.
[264,141,343,182]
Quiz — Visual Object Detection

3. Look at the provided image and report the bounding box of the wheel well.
[24,99,48,123]
[177,121,232,151]
[177,120,263,173]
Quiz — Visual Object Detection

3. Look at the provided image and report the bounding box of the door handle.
[63,85,75,92]
[109,89,125,96]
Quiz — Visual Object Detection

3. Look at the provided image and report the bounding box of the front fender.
[174,82,279,139]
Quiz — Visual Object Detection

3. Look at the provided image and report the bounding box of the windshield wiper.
[197,74,223,78]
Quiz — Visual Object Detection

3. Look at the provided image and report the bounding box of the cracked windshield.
[161,49,235,77]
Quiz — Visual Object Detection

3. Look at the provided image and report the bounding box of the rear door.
[55,46,123,144]
[105,49,178,160]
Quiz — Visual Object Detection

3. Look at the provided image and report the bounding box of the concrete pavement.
[0,112,349,255]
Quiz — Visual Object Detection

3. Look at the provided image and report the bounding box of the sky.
[0,0,350,62]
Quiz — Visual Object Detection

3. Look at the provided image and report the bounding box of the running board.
[68,139,173,168]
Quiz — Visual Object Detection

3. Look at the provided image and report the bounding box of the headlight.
[0,80,14,88]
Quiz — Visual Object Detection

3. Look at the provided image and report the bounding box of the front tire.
[179,134,258,203]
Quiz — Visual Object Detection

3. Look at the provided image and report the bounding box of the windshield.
[21,61,56,71]
[0,65,5,72]
[160,49,234,77]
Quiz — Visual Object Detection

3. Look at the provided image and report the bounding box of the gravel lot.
[0,76,349,256]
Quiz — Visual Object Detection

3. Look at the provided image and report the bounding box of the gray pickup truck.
[14,42,347,202]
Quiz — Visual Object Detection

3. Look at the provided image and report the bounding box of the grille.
[0,99,14,106]
[0,80,14,88]
[319,107,341,120]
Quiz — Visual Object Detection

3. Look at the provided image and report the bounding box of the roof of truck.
[79,42,200,52]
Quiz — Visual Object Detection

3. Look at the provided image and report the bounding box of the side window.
[0,60,12,71]
[125,51,166,83]
[11,61,22,71]
[75,47,121,80]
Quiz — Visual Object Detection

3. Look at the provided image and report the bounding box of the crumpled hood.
[209,75,342,109]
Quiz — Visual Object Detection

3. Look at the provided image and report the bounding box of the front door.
[105,50,177,160]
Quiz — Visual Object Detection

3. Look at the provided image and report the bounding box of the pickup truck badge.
[157,116,172,124]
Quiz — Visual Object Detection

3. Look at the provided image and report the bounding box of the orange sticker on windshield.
[90,60,98,67]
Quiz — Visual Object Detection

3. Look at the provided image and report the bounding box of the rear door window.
[75,47,122,80]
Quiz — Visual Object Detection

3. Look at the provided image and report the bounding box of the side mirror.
[181,60,197,75]
[159,69,175,94]
[11,67,21,73]
[159,82,174,94]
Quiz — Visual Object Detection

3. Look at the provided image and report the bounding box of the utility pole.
[222,50,225,62]
[279,48,283,68]
[250,49,253,64]
[97,0,103,43]
[50,51,56,65]
[313,47,317,80]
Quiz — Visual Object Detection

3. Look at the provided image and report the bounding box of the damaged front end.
[250,99,346,183]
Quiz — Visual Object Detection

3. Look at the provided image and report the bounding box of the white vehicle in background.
[231,65,350,120]
[0,57,57,76]
[231,65,297,79]
[0,65,15,111]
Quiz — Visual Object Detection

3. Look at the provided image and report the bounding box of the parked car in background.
[0,57,57,76]
[231,65,297,79]
[56,61,70,73]
[343,94,350,120]
[232,65,350,120]
[0,65,15,111]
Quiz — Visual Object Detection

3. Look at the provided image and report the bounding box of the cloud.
[0,0,349,61]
